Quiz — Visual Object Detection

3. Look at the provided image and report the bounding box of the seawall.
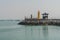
[18,19,60,26]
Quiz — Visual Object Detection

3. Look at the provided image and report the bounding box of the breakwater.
[18,19,60,26]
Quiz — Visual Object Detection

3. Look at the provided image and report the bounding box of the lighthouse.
[37,10,41,19]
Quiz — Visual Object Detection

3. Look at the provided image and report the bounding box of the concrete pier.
[18,19,60,26]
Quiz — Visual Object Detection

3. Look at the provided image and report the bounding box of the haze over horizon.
[0,0,60,20]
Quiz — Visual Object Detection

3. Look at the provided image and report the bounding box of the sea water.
[0,20,60,40]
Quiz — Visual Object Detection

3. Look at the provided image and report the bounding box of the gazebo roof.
[42,12,49,15]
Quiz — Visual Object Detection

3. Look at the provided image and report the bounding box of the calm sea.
[0,20,60,40]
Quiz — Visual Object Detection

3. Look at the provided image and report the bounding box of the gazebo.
[42,13,49,19]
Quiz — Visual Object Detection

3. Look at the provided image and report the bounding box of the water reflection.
[25,26,33,40]
[24,26,48,40]
[42,26,48,40]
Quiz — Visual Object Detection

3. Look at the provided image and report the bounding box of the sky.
[0,0,60,20]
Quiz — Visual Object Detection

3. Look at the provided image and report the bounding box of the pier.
[18,10,60,26]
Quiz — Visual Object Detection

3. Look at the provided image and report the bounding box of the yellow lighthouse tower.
[37,10,41,19]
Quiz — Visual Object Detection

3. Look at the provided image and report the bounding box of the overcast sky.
[0,0,60,19]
